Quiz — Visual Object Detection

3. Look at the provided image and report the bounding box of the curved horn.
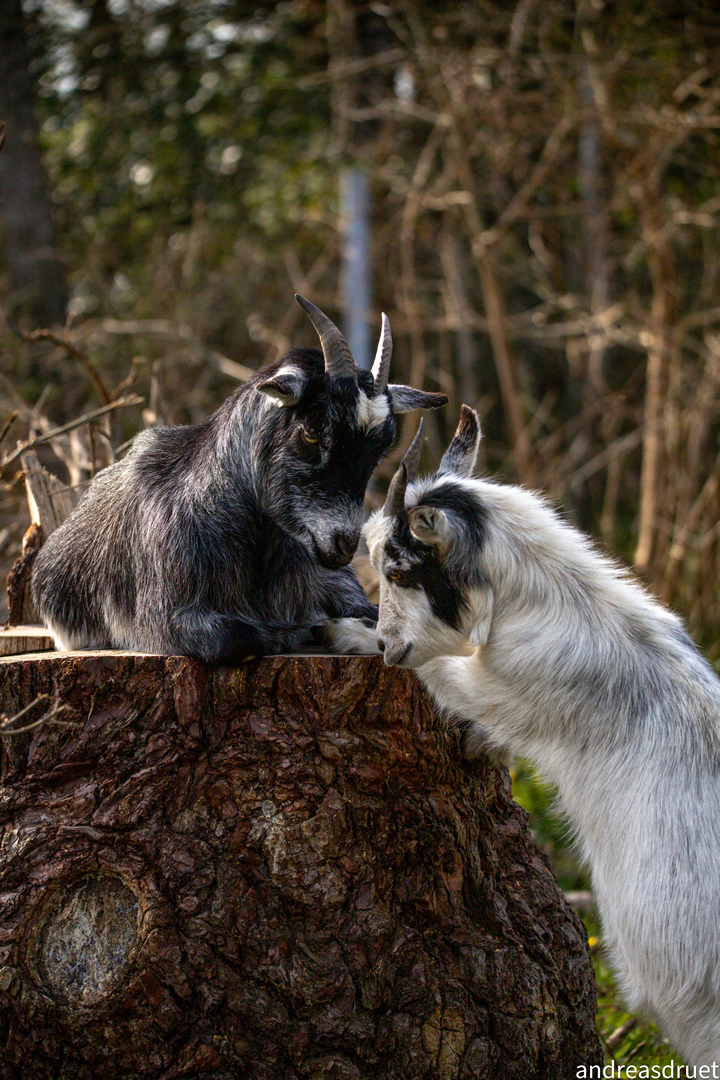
[383,419,424,517]
[402,418,425,481]
[371,312,392,395]
[295,294,357,384]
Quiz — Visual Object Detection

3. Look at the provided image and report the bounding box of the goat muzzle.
[312,530,358,569]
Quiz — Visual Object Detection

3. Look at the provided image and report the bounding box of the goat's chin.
[387,636,474,669]
[383,642,413,667]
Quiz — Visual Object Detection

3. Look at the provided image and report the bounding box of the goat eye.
[388,569,404,583]
[301,428,319,445]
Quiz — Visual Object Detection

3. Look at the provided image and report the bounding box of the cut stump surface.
[0,652,602,1079]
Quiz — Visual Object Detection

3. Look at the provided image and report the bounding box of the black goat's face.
[254,298,447,569]
[283,376,392,566]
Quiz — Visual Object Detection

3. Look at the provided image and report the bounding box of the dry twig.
[8,323,113,405]
[605,1018,638,1052]
[0,694,76,737]
[0,410,18,446]
[0,394,143,470]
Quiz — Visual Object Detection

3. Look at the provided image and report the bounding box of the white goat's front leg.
[321,617,382,655]
[417,652,521,762]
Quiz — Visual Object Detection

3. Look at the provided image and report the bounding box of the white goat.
[330,405,720,1068]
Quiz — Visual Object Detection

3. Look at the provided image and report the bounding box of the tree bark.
[0,0,68,328]
[4,522,42,626]
[0,652,602,1079]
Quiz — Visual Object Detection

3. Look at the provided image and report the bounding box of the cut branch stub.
[0,652,602,1080]
[5,521,42,626]
[31,875,140,1007]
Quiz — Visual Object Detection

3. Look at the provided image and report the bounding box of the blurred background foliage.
[1,0,720,647]
[2,0,720,1067]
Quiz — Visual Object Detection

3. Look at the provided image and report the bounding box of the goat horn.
[383,419,424,517]
[295,295,357,384]
[371,313,392,395]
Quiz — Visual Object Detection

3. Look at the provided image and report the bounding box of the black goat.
[32,296,447,663]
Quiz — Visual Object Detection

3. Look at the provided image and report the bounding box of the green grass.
[511,761,686,1076]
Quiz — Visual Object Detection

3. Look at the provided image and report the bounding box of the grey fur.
[31,301,447,664]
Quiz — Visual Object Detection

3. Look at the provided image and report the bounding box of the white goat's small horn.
[383,419,424,517]
[295,294,357,384]
[371,313,392,395]
[402,418,425,481]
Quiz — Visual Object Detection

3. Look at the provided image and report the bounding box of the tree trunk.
[0,0,68,328]
[0,652,602,1080]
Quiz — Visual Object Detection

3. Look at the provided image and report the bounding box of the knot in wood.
[35,875,139,1007]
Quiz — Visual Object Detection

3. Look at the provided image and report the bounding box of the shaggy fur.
[334,405,720,1067]
[32,304,447,664]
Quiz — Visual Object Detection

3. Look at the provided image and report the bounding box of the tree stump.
[0,651,602,1080]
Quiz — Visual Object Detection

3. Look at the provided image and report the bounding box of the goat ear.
[387,385,448,415]
[437,404,481,477]
[408,505,450,548]
[256,367,307,407]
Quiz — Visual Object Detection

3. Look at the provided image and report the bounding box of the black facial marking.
[385,482,490,629]
[416,483,488,555]
[386,517,466,629]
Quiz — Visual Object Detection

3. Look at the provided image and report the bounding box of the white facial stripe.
[356,390,390,431]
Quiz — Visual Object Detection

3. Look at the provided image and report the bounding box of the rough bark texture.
[0,652,602,1080]
[4,522,42,627]
[2,449,79,646]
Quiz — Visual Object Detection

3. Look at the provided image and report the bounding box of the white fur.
[321,617,382,655]
[256,364,306,406]
[366,466,720,1067]
[356,389,391,431]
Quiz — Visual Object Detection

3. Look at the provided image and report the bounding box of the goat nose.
[377,639,386,652]
[334,532,357,562]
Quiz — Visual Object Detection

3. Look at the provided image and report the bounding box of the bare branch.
[0,394,143,470]
[605,1018,638,1051]
[0,701,73,736]
[9,324,113,405]
[0,410,18,445]
[0,693,50,727]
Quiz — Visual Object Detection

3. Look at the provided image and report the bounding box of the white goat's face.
[367,404,488,666]
[365,504,481,667]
